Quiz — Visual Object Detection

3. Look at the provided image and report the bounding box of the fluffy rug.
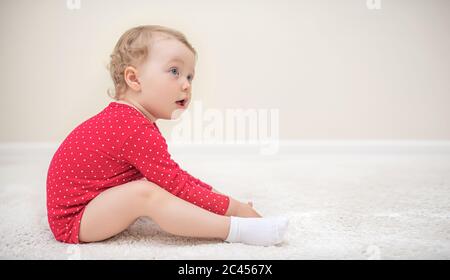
[1,151,449,259]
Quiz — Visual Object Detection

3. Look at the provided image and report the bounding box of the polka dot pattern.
[46,102,230,244]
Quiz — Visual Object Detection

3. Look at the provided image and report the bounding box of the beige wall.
[1,0,449,142]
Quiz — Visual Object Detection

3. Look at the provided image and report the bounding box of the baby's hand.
[237,201,262,218]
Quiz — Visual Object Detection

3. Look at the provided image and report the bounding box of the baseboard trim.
[1,140,449,161]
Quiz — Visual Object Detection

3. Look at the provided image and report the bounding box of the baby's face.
[135,36,196,120]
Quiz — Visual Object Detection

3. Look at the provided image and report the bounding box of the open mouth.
[175,98,187,107]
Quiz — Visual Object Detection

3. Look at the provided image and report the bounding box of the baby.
[46,25,288,246]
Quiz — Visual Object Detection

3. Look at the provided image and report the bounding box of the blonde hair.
[107,25,197,100]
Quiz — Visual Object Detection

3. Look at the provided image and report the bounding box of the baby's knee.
[130,179,159,200]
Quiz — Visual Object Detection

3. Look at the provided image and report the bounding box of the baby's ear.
[124,66,141,91]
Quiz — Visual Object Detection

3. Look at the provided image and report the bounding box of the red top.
[46,101,230,243]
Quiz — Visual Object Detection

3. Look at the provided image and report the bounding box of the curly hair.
[107,25,197,100]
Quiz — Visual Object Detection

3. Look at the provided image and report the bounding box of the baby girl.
[46,25,288,246]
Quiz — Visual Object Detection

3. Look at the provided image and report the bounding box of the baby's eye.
[187,75,193,81]
[170,67,179,76]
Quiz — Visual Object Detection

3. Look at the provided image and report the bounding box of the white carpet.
[1,151,450,259]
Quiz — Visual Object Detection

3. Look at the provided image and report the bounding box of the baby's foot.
[225,216,289,246]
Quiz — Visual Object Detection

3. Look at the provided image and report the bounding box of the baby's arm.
[121,123,261,217]
[182,174,261,217]
[120,125,228,214]
[177,173,262,217]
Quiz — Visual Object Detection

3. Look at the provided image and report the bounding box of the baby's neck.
[115,98,157,123]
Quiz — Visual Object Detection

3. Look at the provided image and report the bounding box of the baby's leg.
[79,178,230,243]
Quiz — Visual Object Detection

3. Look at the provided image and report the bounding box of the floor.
[1,151,449,259]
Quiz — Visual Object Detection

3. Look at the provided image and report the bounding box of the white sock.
[224,216,289,246]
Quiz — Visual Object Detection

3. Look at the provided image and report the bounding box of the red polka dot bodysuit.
[46,102,230,243]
